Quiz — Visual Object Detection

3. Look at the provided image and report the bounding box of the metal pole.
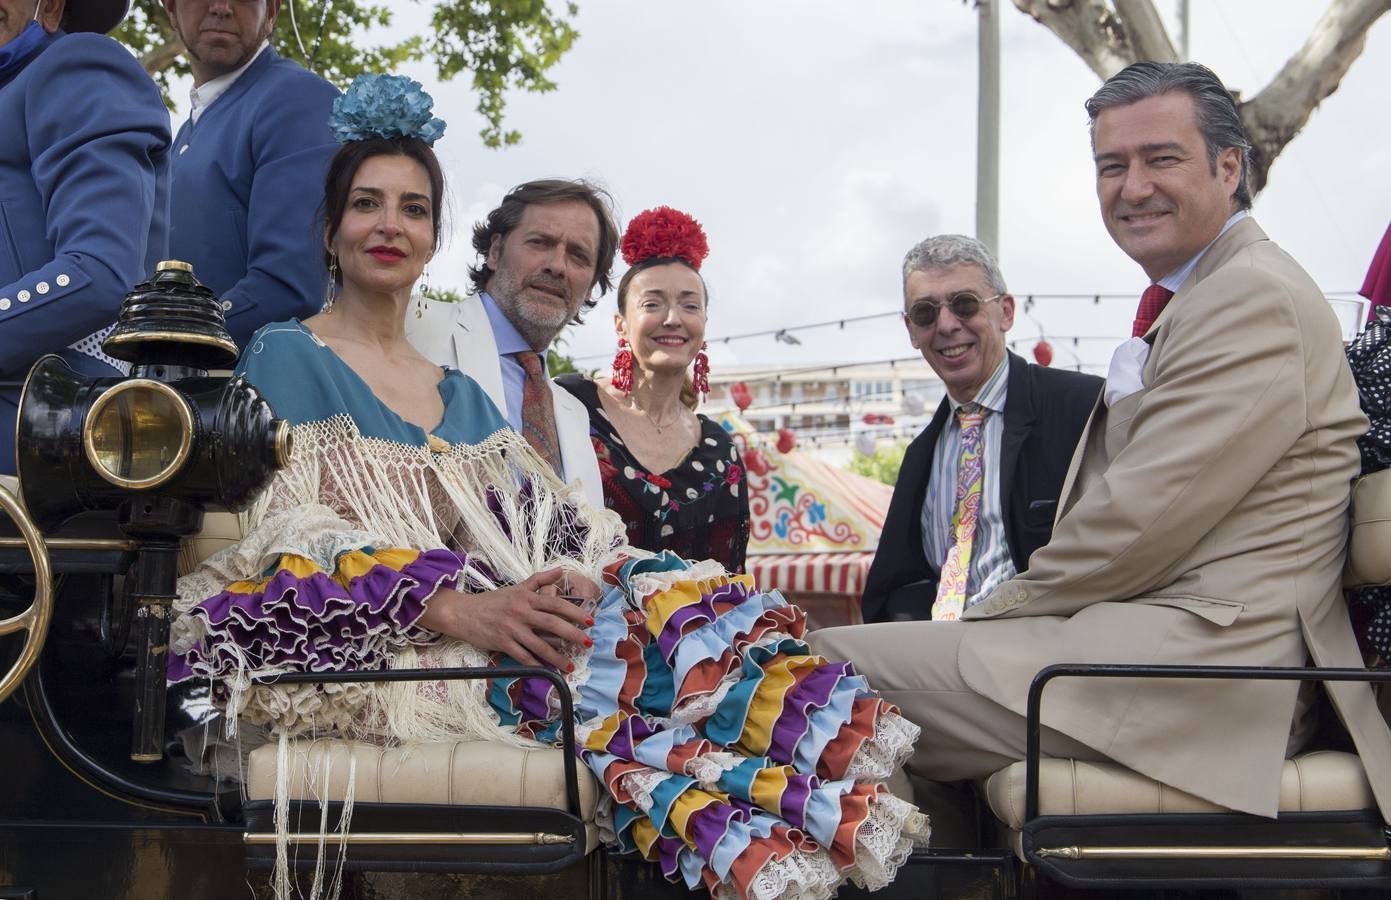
[1178,0,1190,59]
[976,0,1001,259]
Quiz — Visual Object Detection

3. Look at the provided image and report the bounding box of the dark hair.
[321,136,446,280]
[1085,61,1253,210]
[467,178,620,313]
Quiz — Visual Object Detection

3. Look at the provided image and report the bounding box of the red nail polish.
[583,638,593,648]
[585,617,595,627]
[566,663,575,673]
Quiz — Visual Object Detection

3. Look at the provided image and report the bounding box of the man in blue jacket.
[162,0,339,347]
[0,0,171,475]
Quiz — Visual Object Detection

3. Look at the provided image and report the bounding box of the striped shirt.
[921,356,1014,610]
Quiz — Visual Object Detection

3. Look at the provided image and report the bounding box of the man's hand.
[418,568,597,669]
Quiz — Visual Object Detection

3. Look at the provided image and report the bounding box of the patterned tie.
[515,352,564,478]
[1132,283,1175,337]
[933,403,988,621]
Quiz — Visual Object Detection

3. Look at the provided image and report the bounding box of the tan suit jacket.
[963,218,1391,820]
[405,295,604,510]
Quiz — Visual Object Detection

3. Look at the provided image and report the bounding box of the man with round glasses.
[858,233,1101,625]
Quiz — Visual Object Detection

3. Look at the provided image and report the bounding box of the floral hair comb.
[621,207,710,271]
[329,74,447,146]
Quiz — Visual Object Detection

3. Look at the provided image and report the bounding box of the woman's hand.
[419,567,598,669]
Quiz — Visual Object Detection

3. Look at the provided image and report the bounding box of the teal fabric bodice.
[237,320,509,446]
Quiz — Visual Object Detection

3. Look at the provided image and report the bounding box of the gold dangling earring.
[323,253,338,314]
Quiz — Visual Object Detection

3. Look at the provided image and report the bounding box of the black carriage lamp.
[11,260,290,762]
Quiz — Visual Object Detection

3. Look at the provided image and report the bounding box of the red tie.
[1132,284,1175,337]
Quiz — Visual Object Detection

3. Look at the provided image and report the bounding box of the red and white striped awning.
[747,551,876,596]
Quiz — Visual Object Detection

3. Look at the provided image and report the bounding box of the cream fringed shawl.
[171,411,633,743]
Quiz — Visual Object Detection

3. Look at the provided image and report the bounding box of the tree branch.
[141,40,184,75]
[1240,0,1391,194]
[1111,0,1177,62]
[1011,0,1135,80]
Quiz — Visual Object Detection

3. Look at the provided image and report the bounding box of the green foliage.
[115,0,579,146]
[847,440,909,486]
[546,324,579,377]
[421,286,465,304]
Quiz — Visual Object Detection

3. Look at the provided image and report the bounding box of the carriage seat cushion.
[246,738,599,818]
[985,750,1373,831]
[1346,468,1391,588]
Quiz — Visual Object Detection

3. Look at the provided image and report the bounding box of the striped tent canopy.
[718,416,892,610]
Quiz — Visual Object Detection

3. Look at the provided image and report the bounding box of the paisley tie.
[933,403,988,621]
[515,351,564,479]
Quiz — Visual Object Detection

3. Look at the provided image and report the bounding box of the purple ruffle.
[168,547,467,683]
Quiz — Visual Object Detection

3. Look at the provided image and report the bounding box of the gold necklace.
[629,400,684,434]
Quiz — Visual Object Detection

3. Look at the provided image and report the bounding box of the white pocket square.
[1105,337,1149,407]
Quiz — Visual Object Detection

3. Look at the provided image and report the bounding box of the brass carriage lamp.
[13,260,290,762]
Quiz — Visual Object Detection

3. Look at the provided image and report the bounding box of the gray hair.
[901,234,1007,299]
[1085,61,1253,210]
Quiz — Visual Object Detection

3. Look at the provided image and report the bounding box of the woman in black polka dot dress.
[557,206,749,572]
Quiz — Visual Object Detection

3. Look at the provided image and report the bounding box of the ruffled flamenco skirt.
[491,554,930,900]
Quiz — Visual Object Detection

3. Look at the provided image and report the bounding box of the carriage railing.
[1025,663,1391,823]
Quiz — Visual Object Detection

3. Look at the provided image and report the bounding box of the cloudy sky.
[180,1,1391,375]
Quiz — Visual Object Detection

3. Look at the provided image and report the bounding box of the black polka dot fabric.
[1347,307,1391,475]
[1344,307,1391,664]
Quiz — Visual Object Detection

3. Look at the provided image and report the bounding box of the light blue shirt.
[481,292,542,433]
[921,355,1015,609]
[1158,210,1249,293]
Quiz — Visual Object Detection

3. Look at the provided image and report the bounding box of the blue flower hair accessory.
[329,74,447,146]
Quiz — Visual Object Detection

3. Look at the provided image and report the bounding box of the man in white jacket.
[407,179,620,509]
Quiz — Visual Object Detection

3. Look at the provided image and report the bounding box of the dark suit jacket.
[861,351,1101,623]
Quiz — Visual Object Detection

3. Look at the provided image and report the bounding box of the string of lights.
[572,292,1151,362]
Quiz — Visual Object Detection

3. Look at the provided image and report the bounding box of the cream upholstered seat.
[985,750,1373,833]
[1347,468,1391,588]
[0,474,18,495]
[246,738,601,849]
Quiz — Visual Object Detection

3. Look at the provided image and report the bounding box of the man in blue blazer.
[163,0,339,348]
[860,235,1101,623]
[0,0,171,475]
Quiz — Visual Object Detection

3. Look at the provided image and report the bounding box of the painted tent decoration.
[720,415,891,618]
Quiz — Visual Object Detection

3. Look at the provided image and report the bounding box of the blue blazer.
[169,47,340,349]
[0,30,170,473]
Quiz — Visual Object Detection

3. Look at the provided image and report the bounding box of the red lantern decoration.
[744,448,771,476]
[730,381,752,411]
[776,428,797,454]
[1033,340,1054,367]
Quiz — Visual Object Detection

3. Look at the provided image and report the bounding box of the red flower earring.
[693,341,710,402]
[612,337,634,395]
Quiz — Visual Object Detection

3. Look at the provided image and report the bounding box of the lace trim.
[618,767,668,814]
[715,792,931,900]
[844,712,921,783]
[684,750,744,786]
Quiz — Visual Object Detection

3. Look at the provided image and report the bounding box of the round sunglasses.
[904,292,1003,328]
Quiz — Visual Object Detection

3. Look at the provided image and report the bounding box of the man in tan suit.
[811,61,1391,821]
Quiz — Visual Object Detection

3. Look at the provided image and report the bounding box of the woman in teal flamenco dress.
[167,76,928,900]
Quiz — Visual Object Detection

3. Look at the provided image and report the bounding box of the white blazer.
[405,294,604,510]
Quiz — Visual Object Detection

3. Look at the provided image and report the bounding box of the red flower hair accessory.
[621,206,710,271]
